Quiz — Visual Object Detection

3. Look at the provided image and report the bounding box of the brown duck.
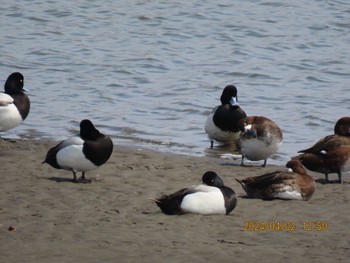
[236,160,315,200]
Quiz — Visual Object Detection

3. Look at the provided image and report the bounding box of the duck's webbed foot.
[337,171,343,184]
[324,173,329,183]
[76,172,92,184]
[240,156,245,166]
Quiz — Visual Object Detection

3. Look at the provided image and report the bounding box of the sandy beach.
[1,139,349,263]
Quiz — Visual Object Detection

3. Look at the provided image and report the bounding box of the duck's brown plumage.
[296,117,350,184]
[298,117,350,154]
[294,147,350,184]
[236,160,315,200]
[236,116,283,167]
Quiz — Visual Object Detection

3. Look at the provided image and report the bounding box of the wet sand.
[0,139,349,262]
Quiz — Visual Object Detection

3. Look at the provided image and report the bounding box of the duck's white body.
[0,93,23,132]
[239,137,282,161]
[181,185,226,215]
[56,136,97,172]
[273,189,303,200]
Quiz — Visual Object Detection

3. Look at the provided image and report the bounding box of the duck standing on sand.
[236,116,283,167]
[0,72,30,136]
[295,117,350,184]
[294,147,350,184]
[153,171,237,215]
[205,85,247,148]
[43,119,113,183]
[236,160,315,201]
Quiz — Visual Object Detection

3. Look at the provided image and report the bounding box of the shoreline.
[1,139,349,262]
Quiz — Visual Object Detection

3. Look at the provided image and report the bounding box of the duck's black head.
[220,85,238,106]
[334,117,350,136]
[80,119,101,141]
[4,72,24,94]
[202,171,224,188]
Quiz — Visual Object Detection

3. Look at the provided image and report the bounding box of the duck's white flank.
[181,185,226,215]
[240,139,282,161]
[0,93,22,131]
[274,190,303,200]
[56,136,97,172]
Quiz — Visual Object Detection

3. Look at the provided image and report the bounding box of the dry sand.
[0,139,349,263]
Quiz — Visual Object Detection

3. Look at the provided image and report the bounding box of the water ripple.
[1,0,350,165]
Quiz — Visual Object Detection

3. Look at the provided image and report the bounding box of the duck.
[43,119,113,183]
[205,85,247,148]
[236,116,283,167]
[298,117,350,154]
[235,160,315,200]
[295,117,350,184]
[153,171,237,215]
[0,72,30,136]
[293,147,350,184]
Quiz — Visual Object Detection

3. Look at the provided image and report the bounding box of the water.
[1,0,350,165]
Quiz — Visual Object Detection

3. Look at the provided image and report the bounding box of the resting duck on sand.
[236,160,315,200]
[153,171,237,215]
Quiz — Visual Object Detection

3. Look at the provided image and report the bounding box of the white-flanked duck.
[205,85,247,148]
[236,160,315,201]
[0,72,30,136]
[236,116,283,167]
[43,119,113,183]
[153,171,237,215]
